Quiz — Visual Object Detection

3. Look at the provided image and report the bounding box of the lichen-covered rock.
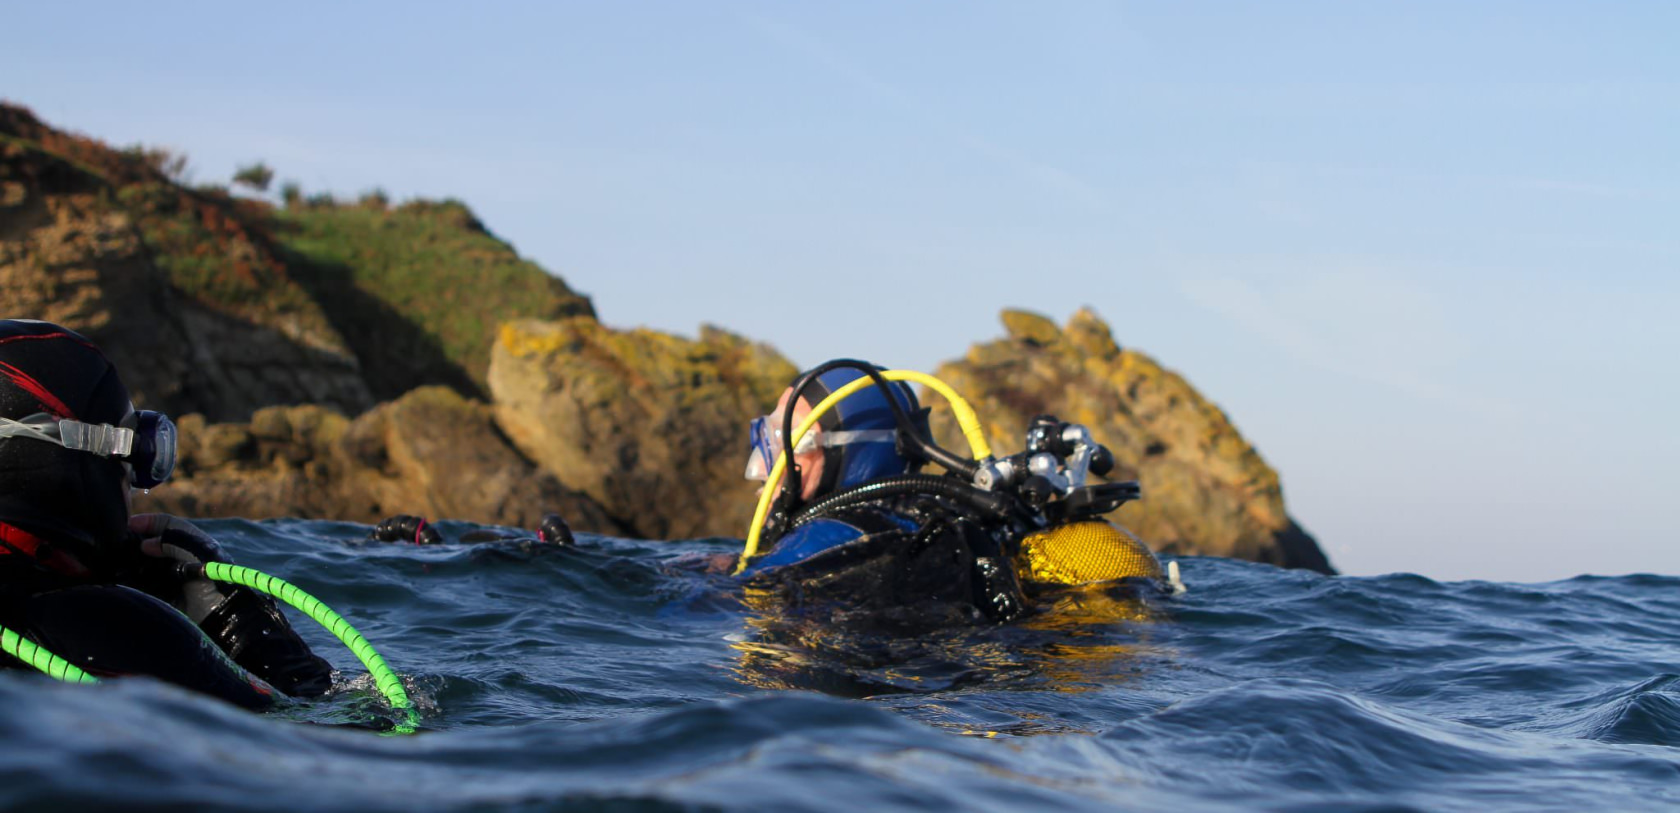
[927,308,1334,573]
[138,386,615,532]
[488,318,798,539]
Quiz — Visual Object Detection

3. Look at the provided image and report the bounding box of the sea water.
[0,518,1676,812]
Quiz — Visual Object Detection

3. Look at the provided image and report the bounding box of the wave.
[1,519,1677,811]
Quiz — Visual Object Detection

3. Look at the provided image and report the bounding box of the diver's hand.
[130,513,231,623]
[130,514,225,559]
[130,516,333,698]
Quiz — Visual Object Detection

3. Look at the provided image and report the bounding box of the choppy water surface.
[2,518,1678,812]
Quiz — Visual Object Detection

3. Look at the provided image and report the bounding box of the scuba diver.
[0,319,333,708]
[368,359,1170,633]
[731,360,1169,632]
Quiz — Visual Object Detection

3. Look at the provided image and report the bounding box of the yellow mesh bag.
[1018,521,1162,585]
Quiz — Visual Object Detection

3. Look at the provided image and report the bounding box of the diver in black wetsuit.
[734,363,1032,628]
[729,360,1165,631]
[0,319,332,708]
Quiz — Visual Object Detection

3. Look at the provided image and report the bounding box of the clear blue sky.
[7,1,1675,581]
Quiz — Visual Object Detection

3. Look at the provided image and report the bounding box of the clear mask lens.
[743,412,897,481]
[745,414,817,481]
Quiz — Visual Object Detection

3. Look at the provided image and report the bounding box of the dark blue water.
[3,519,1678,812]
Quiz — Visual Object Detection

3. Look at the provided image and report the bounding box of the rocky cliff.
[4,102,1333,571]
[0,102,592,419]
[0,104,374,420]
[135,386,614,533]
[276,200,596,402]
[928,308,1333,573]
[488,318,798,539]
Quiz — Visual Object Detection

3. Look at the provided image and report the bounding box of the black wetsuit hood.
[0,320,133,571]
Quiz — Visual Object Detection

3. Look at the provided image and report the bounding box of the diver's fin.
[1168,561,1187,595]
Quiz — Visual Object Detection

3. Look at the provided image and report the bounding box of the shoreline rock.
[488,318,797,539]
[928,308,1335,574]
[136,386,617,534]
[6,101,1335,571]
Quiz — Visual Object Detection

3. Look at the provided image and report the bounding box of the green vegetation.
[232,162,273,192]
[3,101,596,399]
[274,199,594,395]
[2,108,323,333]
[111,180,314,314]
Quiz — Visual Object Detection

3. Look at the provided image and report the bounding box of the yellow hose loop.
[735,370,991,574]
[892,370,993,461]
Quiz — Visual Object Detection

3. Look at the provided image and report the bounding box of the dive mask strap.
[0,413,136,457]
[819,430,897,446]
[59,418,135,457]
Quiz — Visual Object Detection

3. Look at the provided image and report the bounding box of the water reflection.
[730,579,1168,706]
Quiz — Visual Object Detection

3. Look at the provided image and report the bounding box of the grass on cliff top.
[2,106,333,342]
[6,102,594,397]
[273,199,595,395]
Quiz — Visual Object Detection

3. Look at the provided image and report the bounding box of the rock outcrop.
[136,386,615,532]
[276,199,597,401]
[2,102,595,420]
[927,308,1334,573]
[0,103,375,421]
[6,103,1336,571]
[488,318,797,539]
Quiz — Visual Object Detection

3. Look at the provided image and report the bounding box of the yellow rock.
[929,309,1332,573]
[490,318,797,540]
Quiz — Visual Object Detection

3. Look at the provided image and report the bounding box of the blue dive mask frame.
[745,413,896,481]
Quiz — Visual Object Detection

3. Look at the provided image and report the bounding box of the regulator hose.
[197,562,418,734]
[779,360,981,499]
[788,474,1018,531]
[0,565,417,734]
[0,624,97,684]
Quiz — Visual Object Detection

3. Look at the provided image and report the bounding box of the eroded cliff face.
[928,309,1333,573]
[6,102,1333,570]
[142,307,1333,571]
[488,318,797,539]
[0,104,374,421]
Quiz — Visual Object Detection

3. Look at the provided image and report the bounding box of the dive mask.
[744,413,895,480]
[0,408,177,488]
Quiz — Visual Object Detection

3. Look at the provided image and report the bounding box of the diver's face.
[769,389,825,501]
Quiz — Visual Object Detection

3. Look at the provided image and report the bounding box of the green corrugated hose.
[0,626,98,684]
[0,563,418,734]
[201,562,418,734]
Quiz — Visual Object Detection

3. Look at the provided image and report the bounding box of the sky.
[5,1,1676,581]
